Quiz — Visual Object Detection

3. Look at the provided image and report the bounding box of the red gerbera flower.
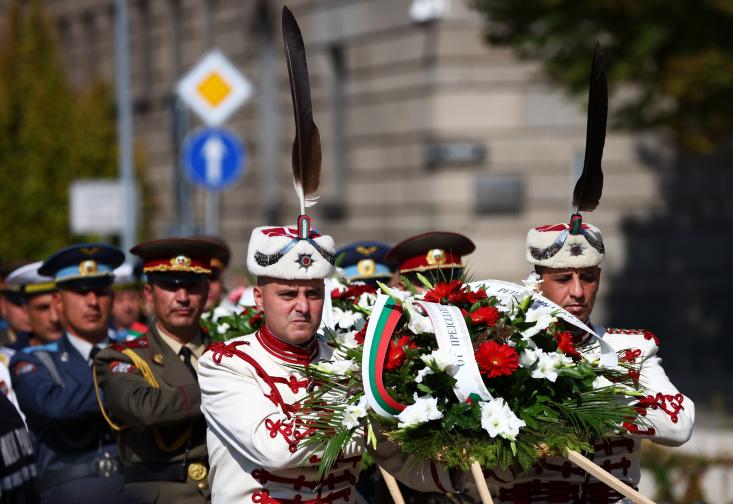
[385,335,415,370]
[469,306,500,327]
[424,280,463,303]
[463,288,487,305]
[555,331,581,359]
[475,341,519,378]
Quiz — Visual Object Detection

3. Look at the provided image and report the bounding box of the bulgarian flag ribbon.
[362,294,407,418]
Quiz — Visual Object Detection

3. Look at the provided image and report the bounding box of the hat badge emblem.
[171,255,191,268]
[355,246,378,256]
[425,249,446,266]
[357,259,376,277]
[79,260,98,276]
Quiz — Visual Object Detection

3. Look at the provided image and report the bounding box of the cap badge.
[79,260,98,276]
[425,249,446,266]
[80,247,101,256]
[355,246,378,256]
[357,259,376,276]
[296,253,314,270]
[171,256,191,268]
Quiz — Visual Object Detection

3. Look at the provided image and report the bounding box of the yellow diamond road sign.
[177,50,252,126]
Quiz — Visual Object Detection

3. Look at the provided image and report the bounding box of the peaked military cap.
[385,231,475,275]
[336,240,394,283]
[39,243,125,289]
[5,261,56,298]
[131,237,229,284]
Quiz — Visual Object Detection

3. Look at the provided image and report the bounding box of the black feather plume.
[573,43,607,212]
[282,6,321,215]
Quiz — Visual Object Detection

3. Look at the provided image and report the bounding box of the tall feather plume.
[282,6,321,216]
[573,43,608,212]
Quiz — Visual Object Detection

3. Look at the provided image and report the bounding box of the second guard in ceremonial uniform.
[0,259,33,350]
[487,46,694,503]
[10,244,126,503]
[94,237,227,503]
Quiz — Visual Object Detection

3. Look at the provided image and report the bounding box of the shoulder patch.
[607,328,660,346]
[111,336,149,352]
[22,342,59,354]
[109,360,137,374]
[12,361,37,377]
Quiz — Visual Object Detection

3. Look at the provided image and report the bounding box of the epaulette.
[607,328,660,346]
[21,342,59,354]
[111,336,149,352]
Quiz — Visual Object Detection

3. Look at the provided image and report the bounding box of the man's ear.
[253,285,264,311]
[143,283,154,306]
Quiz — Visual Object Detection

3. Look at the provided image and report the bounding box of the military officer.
[94,237,227,503]
[385,231,476,290]
[110,261,148,341]
[5,261,62,346]
[335,240,395,287]
[0,260,33,350]
[191,235,232,312]
[9,243,126,503]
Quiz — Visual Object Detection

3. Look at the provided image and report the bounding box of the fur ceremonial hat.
[246,7,335,281]
[527,44,608,270]
[526,221,604,268]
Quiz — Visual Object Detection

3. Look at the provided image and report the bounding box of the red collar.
[256,324,319,365]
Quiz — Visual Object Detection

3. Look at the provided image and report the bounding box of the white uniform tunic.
[199,326,454,504]
[489,327,695,503]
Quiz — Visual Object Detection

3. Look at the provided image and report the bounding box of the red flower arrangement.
[469,306,500,327]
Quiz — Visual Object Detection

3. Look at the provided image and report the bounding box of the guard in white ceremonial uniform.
[486,45,694,503]
[486,221,695,504]
[198,8,457,503]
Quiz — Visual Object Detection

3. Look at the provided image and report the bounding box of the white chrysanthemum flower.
[212,305,233,322]
[341,396,368,430]
[494,293,519,314]
[332,307,363,331]
[522,308,557,339]
[415,367,434,384]
[336,330,360,349]
[530,352,571,382]
[592,375,615,390]
[519,347,541,368]
[480,397,525,440]
[522,272,543,293]
[217,322,231,335]
[356,291,377,310]
[404,299,434,335]
[396,395,444,428]
[420,348,459,375]
[311,359,357,376]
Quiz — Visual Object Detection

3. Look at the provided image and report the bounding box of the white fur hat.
[526,220,605,268]
[247,220,335,280]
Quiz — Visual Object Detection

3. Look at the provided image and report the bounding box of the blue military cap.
[335,240,395,283]
[39,243,125,288]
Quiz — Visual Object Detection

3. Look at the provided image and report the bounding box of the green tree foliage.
[472,0,733,152]
[0,0,120,260]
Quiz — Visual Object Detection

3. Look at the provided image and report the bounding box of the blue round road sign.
[182,127,246,191]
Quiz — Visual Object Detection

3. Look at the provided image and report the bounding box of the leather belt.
[124,461,209,485]
[39,454,122,492]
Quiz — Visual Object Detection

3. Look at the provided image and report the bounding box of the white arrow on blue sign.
[182,127,246,191]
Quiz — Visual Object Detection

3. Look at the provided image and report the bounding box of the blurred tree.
[472,0,733,152]
[0,0,144,260]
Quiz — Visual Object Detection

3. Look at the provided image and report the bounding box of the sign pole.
[115,0,137,255]
[203,3,220,236]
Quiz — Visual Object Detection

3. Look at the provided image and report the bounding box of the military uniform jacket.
[9,333,119,476]
[488,327,695,504]
[199,326,455,504]
[93,325,209,467]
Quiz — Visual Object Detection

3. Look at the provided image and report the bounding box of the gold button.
[188,462,208,482]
